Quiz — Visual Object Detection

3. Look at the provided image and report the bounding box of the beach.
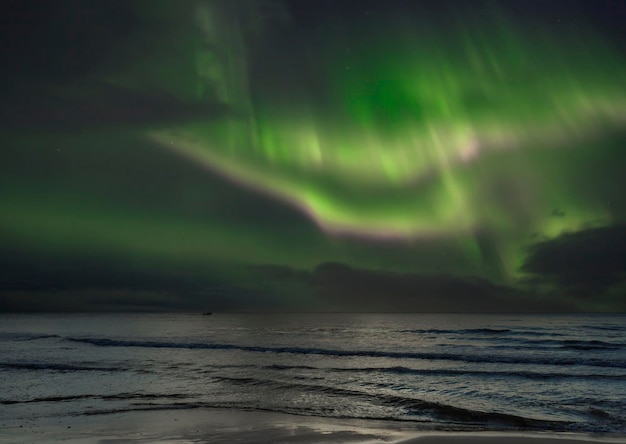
[1,408,624,444]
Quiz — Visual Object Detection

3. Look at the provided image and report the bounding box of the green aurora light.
[149,4,625,279]
[1,1,625,311]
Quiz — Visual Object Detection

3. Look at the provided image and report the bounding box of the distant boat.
[202,312,212,316]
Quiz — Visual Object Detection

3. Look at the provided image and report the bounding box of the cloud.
[0,253,253,312]
[0,290,184,313]
[253,262,574,312]
[521,224,626,305]
[522,224,626,285]
[248,264,314,283]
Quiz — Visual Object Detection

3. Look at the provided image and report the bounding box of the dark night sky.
[1,0,625,312]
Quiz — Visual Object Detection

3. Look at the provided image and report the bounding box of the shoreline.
[400,434,626,444]
[1,408,624,444]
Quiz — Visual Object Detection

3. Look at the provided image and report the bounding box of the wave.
[73,400,557,433]
[1,383,561,430]
[0,383,606,433]
[401,329,624,351]
[588,324,626,332]
[0,332,60,341]
[400,323,626,336]
[0,362,127,372]
[401,328,514,335]
[518,339,624,351]
[463,339,624,351]
[262,364,626,380]
[66,337,626,369]
[397,328,572,337]
[1,392,189,405]
[211,375,572,429]
[170,362,626,381]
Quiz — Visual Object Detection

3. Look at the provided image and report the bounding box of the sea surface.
[1,313,625,435]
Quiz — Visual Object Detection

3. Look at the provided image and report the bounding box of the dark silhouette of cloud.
[521,224,626,303]
[252,262,574,312]
[0,252,254,312]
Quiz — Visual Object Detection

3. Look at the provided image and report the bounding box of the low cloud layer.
[522,224,626,308]
[252,262,575,313]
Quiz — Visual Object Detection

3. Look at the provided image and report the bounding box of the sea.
[1,313,625,436]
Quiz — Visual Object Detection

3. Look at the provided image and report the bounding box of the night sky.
[1,0,625,312]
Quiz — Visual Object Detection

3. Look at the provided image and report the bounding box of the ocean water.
[1,313,625,435]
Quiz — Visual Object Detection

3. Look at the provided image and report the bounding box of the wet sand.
[399,434,626,444]
[1,409,623,444]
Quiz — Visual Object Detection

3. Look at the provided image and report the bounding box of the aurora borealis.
[1,0,625,312]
